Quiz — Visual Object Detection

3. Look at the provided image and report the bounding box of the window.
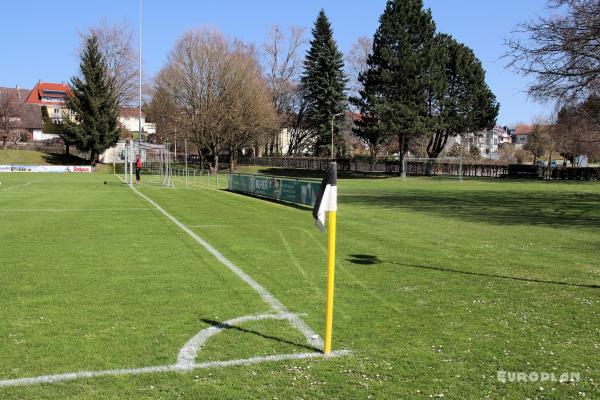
[54,108,60,114]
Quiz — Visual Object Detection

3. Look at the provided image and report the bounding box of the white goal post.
[124,141,173,187]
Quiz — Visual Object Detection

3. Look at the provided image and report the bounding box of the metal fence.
[238,156,508,177]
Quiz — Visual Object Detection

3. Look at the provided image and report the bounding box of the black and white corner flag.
[312,162,337,231]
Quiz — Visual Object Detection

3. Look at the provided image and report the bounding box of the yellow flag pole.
[324,210,337,355]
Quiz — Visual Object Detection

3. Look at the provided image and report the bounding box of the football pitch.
[0,172,599,398]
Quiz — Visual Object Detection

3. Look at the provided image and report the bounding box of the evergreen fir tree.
[426,34,499,158]
[352,0,437,170]
[65,34,119,163]
[301,10,348,156]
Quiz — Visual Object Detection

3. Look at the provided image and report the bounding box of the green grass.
[0,172,599,399]
[0,149,89,166]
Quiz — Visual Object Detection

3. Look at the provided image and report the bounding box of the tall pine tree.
[426,34,499,158]
[65,34,119,163]
[352,0,437,170]
[301,10,347,156]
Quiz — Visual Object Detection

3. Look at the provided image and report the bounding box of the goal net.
[124,141,173,187]
[402,157,464,182]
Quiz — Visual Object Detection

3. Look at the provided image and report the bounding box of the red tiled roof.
[119,108,145,118]
[24,82,71,105]
[513,125,533,136]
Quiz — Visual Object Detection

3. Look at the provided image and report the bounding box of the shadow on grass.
[394,262,600,289]
[200,318,320,353]
[341,188,600,229]
[347,254,382,265]
[42,153,89,165]
[347,254,599,289]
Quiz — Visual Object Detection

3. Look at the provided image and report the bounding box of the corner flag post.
[312,162,338,355]
[324,208,337,354]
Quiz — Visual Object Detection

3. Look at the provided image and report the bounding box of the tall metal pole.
[138,0,143,145]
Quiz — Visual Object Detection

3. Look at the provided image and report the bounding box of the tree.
[505,0,600,101]
[41,106,77,155]
[0,89,18,149]
[346,36,373,103]
[468,144,481,160]
[426,35,499,159]
[263,25,306,155]
[350,113,388,168]
[65,34,120,163]
[223,42,277,171]
[300,10,348,156]
[524,125,547,163]
[351,0,437,172]
[145,79,178,144]
[87,20,140,107]
[158,29,276,172]
[555,97,600,162]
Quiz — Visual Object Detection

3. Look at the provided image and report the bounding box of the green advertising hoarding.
[228,174,321,207]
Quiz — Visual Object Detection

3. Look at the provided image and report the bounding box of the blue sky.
[0,0,551,126]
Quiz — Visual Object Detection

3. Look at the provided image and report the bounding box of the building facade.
[119,108,156,138]
[24,81,71,123]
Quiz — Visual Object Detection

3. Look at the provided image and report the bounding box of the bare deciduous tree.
[87,20,140,107]
[555,97,600,162]
[0,89,19,149]
[505,0,600,101]
[346,36,373,99]
[262,25,306,155]
[158,29,276,171]
[146,76,178,144]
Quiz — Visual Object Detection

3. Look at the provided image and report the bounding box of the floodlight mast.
[138,0,143,146]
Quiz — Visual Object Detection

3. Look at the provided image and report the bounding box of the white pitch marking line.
[120,176,324,350]
[0,181,32,192]
[177,313,303,369]
[0,351,350,388]
[186,224,228,228]
[277,230,320,295]
[0,312,351,388]
[0,208,151,213]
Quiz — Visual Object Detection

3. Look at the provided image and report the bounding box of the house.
[0,86,45,142]
[24,81,71,123]
[463,126,510,157]
[118,108,156,138]
[512,125,533,148]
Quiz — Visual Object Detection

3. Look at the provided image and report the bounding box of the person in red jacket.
[135,154,142,185]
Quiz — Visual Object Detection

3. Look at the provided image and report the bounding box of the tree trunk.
[65,143,70,156]
[230,150,237,172]
[369,148,377,171]
[398,133,405,175]
[212,154,219,172]
[89,150,96,165]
